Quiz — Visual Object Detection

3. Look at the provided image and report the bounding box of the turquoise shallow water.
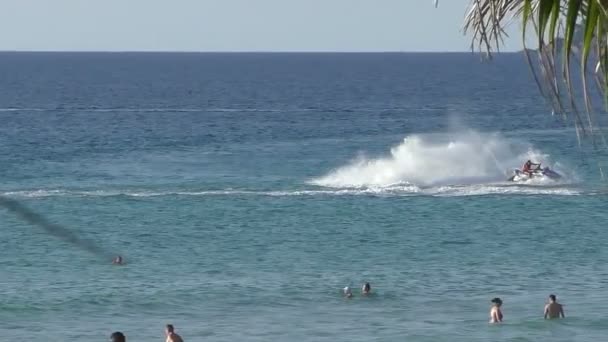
[1,52,608,341]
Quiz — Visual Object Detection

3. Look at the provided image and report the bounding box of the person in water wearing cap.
[489,297,503,323]
[343,286,353,298]
[361,283,371,295]
[544,294,565,319]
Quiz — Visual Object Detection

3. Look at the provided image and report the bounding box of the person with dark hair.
[110,331,126,342]
[112,256,124,265]
[165,324,184,342]
[544,294,565,319]
[361,282,371,295]
[522,160,541,176]
[489,297,503,323]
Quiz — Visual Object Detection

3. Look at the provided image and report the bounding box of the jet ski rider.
[522,160,541,176]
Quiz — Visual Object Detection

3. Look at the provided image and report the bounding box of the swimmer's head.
[110,331,126,342]
[491,297,502,306]
[165,324,175,334]
[343,286,353,298]
[362,282,371,294]
[549,294,556,302]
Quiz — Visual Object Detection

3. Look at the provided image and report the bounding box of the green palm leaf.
[443,0,608,155]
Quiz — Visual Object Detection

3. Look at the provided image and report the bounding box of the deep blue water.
[0,52,607,341]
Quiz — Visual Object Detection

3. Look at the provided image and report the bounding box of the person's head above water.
[112,256,123,265]
[343,286,353,298]
[491,297,503,306]
[165,324,175,334]
[110,331,126,342]
[549,294,557,302]
[362,282,371,294]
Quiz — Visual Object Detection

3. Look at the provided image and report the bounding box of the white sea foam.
[0,131,581,200]
[0,184,583,199]
[310,131,568,188]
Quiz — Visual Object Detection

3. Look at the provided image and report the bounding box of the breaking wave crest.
[0,186,585,199]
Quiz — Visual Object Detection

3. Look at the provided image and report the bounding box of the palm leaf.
[453,0,608,154]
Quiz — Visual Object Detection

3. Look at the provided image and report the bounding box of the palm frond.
[456,0,608,155]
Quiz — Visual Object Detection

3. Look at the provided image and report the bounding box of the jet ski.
[508,166,562,182]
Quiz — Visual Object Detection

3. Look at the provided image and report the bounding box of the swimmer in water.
[110,331,126,342]
[165,324,184,342]
[343,286,353,298]
[544,294,565,319]
[112,256,123,265]
[489,297,503,323]
[361,282,371,295]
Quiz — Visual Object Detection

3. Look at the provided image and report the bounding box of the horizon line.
[0,50,522,54]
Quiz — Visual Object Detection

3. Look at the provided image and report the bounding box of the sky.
[0,0,524,52]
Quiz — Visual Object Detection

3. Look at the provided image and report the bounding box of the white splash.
[311,131,560,188]
[0,130,579,200]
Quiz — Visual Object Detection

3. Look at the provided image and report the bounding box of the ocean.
[0,52,607,341]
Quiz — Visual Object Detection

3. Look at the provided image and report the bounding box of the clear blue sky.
[0,0,523,52]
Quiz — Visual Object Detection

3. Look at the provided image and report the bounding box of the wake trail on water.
[310,130,573,191]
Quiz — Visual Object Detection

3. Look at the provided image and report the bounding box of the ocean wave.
[428,184,582,197]
[0,108,48,112]
[0,184,585,199]
[0,188,416,198]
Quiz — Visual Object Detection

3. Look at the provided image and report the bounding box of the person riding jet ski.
[522,160,541,176]
[508,160,562,181]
